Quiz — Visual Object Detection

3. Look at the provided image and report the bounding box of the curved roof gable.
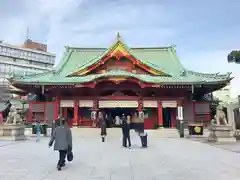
[52,34,185,77]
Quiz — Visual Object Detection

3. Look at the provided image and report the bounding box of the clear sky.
[0,0,240,97]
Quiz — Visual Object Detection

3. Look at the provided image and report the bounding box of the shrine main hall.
[9,35,232,129]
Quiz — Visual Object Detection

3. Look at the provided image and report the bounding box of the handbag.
[67,148,73,162]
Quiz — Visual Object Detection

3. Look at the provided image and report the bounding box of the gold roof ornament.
[116,32,121,41]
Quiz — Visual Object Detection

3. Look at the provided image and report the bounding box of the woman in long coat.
[100,120,107,142]
[97,112,104,128]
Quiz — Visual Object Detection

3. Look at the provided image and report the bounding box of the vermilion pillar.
[54,96,60,120]
[157,101,163,127]
[43,103,46,122]
[28,102,33,123]
[63,108,67,118]
[73,99,79,126]
[192,101,196,121]
[171,109,176,128]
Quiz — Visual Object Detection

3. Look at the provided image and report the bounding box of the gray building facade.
[0,40,55,111]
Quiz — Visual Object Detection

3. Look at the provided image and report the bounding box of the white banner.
[177,106,183,120]
[60,100,74,107]
[99,101,138,108]
[162,101,177,108]
[79,100,93,107]
[143,100,158,108]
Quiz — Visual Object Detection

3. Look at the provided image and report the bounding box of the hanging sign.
[60,100,74,107]
[177,106,183,120]
[162,101,177,108]
[98,101,138,108]
[143,101,158,107]
[79,100,93,107]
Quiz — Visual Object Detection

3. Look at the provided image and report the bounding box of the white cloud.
[14,0,174,57]
[0,0,239,96]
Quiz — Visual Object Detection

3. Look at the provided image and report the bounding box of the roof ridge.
[9,70,54,80]
[55,48,73,74]
[187,70,232,78]
[66,46,106,50]
[66,46,172,50]
[11,68,231,85]
[167,46,185,73]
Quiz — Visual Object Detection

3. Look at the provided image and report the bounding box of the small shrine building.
[9,35,232,129]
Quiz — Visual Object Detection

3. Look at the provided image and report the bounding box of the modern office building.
[0,39,55,112]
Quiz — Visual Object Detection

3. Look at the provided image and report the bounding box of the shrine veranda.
[9,35,232,129]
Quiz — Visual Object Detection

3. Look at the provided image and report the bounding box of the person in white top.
[115,116,120,125]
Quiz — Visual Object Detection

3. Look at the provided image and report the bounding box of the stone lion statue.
[214,105,228,125]
[5,106,23,125]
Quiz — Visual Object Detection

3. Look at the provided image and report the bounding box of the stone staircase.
[70,128,181,138]
[25,127,210,138]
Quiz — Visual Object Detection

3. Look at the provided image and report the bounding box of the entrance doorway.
[61,107,74,127]
[162,107,174,128]
[100,108,136,127]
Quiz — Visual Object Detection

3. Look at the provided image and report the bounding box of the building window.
[15,50,20,57]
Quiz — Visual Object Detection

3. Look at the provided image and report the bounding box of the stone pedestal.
[208,124,236,143]
[0,125,26,141]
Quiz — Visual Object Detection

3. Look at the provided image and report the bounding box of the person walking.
[98,112,104,128]
[127,114,131,129]
[49,118,72,171]
[120,113,127,125]
[139,131,148,148]
[105,114,110,128]
[35,120,43,142]
[121,115,131,148]
[100,119,107,142]
[131,112,138,130]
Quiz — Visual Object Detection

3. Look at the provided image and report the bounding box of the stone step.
[24,127,210,138]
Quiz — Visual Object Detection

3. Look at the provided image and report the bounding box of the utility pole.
[26,27,30,41]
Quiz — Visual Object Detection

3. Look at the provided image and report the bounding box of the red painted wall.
[144,108,157,129]
[170,108,176,128]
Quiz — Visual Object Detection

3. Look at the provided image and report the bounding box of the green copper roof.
[55,41,185,77]
[9,39,232,85]
[11,70,231,85]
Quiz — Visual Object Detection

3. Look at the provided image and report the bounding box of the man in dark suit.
[121,114,131,148]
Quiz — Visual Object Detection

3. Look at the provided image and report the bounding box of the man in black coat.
[121,115,131,148]
[49,119,72,171]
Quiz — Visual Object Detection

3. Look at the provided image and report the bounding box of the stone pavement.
[211,142,240,153]
[1,132,240,180]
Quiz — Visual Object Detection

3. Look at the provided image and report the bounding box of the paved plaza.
[1,130,240,180]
